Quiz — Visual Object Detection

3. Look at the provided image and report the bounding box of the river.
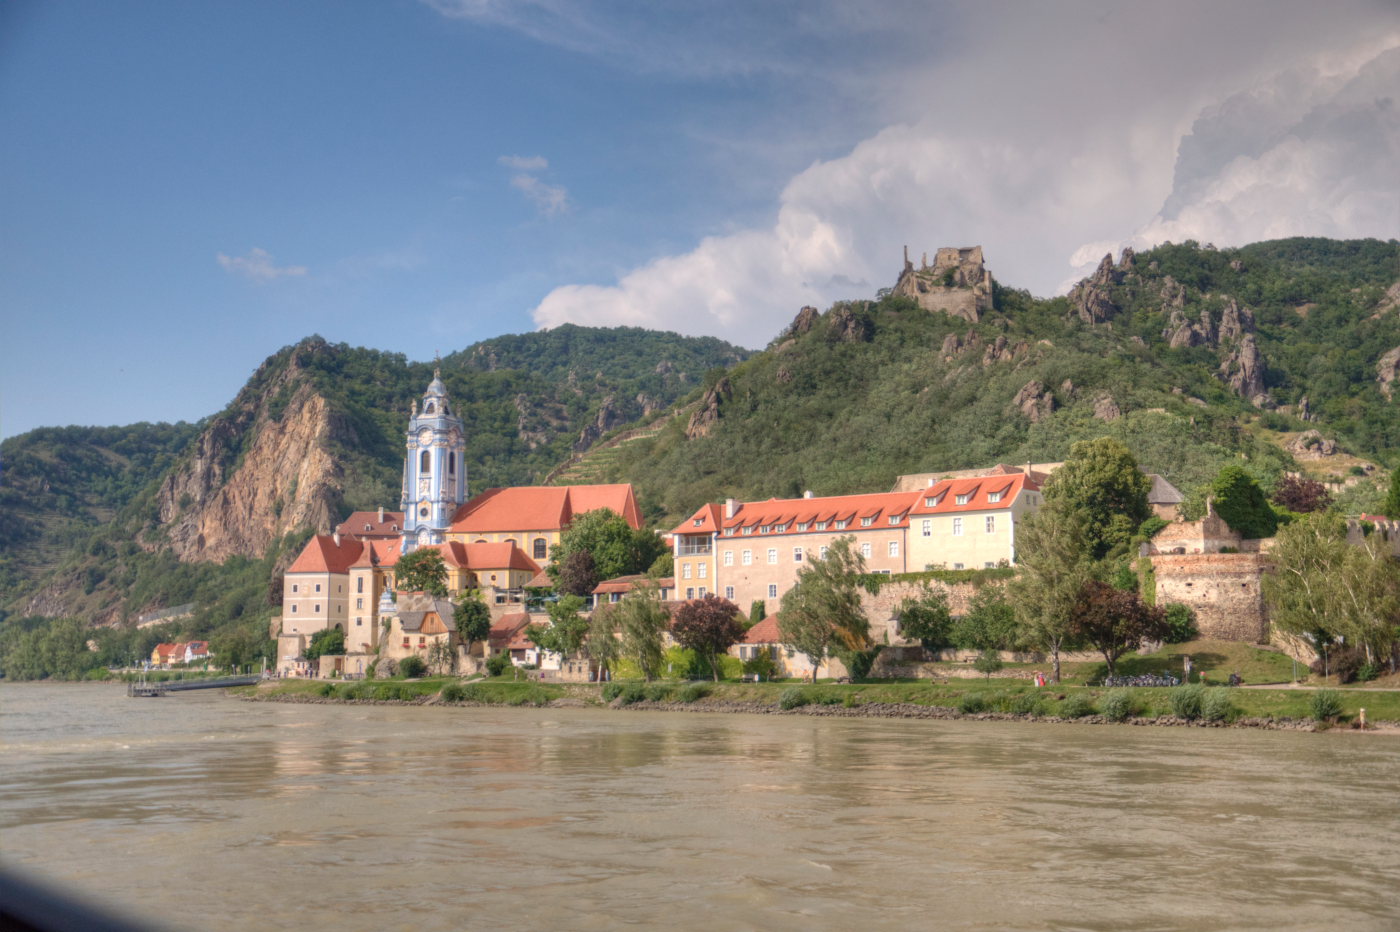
[1,682,1397,931]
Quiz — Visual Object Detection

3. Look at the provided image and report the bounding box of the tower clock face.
[417,428,433,446]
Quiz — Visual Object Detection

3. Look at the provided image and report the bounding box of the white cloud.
[498,154,548,171]
[216,247,307,283]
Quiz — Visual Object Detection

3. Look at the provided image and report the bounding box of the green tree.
[1068,579,1169,677]
[398,654,426,678]
[973,649,1003,680]
[896,586,953,653]
[1210,465,1278,539]
[671,594,745,681]
[778,537,873,680]
[557,549,601,598]
[549,508,667,587]
[951,586,1018,651]
[452,590,492,655]
[426,639,457,675]
[587,603,620,682]
[1006,500,1092,683]
[394,548,449,597]
[526,594,590,660]
[1042,437,1151,560]
[616,582,669,681]
[1384,468,1400,520]
[304,627,345,662]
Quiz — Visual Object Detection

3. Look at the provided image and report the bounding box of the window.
[988,491,1003,503]
[403,637,410,648]
[861,517,873,527]
[314,604,320,613]
[725,586,735,599]
[986,516,996,533]
[420,450,431,473]
[698,587,707,597]
[797,522,809,531]
[985,562,996,568]
[793,547,804,562]
[768,584,778,598]
[759,525,769,534]
[291,605,298,613]
[533,538,547,560]
[816,521,828,531]
[767,549,778,564]
[889,541,899,557]
[315,584,321,593]
[888,515,900,525]
[742,526,753,535]
[925,497,936,507]
[820,545,829,558]
[723,551,734,566]
[723,527,735,536]
[860,542,872,558]
[357,578,364,593]
[682,563,692,579]
[835,519,848,529]
[686,587,695,599]
[693,518,703,527]
[742,550,753,566]
[355,598,363,609]
[678,536,713,556]
[291,584,299,593]
[448,452,456,474]
[921,519,932,537]
[698,562,707,578]
[953,517,963,536]
[953,563,964,570]
[775,524,786,533]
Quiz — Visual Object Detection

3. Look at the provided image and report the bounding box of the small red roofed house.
[150,642,179,667]
[591,575,675,607]
[729,613,845,681]
[447,484,642,563]
[335,508,406,540]
[905,472,1041,571]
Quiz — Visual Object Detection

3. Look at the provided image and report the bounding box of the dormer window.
[888,515,900,525]
[955,493,971,505]
[815,521,828,531]
[834,519,848,529]
[797,522,809,531]
[742,526,753,535]
[693,519,704,527]
[775,524,786,533]
[988,491,1004,503]
[860,517,873,527]
[723,527,735,536]
[925,497,936,507]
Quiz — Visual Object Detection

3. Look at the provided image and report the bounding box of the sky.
[2,0,1398,439]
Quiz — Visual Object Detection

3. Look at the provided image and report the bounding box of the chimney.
[378,506,384,523]
[803,490,814,499]
[927,477,935,487]
[725,498,739,519]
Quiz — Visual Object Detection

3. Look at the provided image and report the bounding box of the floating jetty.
[127,674,262,697]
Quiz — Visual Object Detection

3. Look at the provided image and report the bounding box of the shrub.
[1170,684,1205,721]
[1312,647,1364,684]
[1163,604,1198,643]
[316,682,335,697]
[1200,687,1236,723]
[779,687,810,710]
[611,683,646,705]
[1058,693,1096,719]
[1356,662,1381,683]
[601,682,624,701]
[485,653,513,677]
[1310,689,1343,723]
[398,655,427,679]
[677,683,711,703]
[972,649,1004,680]
[440,683,465,702]
[1099,689,1136,723]
[742,653,777,680]
[811,692,842,706]
[1004,691,1044,716]
[958,693,988,714]
[643,684,674,703]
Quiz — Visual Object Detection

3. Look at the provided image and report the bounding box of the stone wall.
[1151,552,1270,643]
[892,246,994,323]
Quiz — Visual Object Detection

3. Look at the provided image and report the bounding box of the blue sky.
[3,1,1397,439]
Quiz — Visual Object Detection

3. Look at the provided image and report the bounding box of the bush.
[644,684,674,702]
[398,655,426,679]
[1170,684,1205,721]
[742,653,777,680]
[601,682,624,702]
[440,682,465,702]
[1005,691,1044,716]
[485,653,513,677]
[1163,604,1198,643]
[972,649,1004,680]
[1356,662,1381,683]
[1100,689,1137,723]
[1200,687,1236,723]
[1311,647,1364,684]
[1310,689,1344,722]
[610,683,646,705]
[958,693,988,714]
[1058,693,1096,718]
[677,683,711,703]
[779,687,810,710]
[316,682,335,697]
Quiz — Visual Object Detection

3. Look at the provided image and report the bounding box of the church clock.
[417,428,433,446]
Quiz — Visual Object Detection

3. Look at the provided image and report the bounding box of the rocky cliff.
[154,342,347,563]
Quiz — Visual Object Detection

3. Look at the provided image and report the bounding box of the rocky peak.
[1067,252,1121,325]
[826,304,874,343]
[1011,380,1055,423]
[981,334,1027,366]
[892,245,994,323]
[1377,346,1400,400]
[787,305,821,338]
[1218,299,1255,343]
[686,377,732,439]
[1218,334,1269,406]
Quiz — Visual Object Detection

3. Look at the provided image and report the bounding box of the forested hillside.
[590,238,1400,524]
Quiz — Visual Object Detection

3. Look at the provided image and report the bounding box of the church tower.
[400,368,467,552]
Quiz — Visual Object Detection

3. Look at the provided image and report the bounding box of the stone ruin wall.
[1151,552,1271,644]
[892,245,995,323]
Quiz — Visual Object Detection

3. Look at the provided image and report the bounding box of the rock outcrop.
[1093,394,1122,421]
[574,396,629,451]
[892,246,994,323]
[1286,430,1340,460]
[787,305,821,338]
[686,377,731,439]
[981,334,1027,365]
[1377,346,1400,400]
[826,304,874,343]
[155,341,346,563]
[1012,380,1055,422]
[1162,307,1216,348]
[1068,253,1121,324]
[1218,334,1269,406]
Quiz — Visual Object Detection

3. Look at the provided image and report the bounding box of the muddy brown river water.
[2,682,1397,931]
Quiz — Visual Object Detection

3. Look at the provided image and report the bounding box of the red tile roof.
[742,615,783,644]
[673,491,924,537]
[450,484,642,535]
[287,535,365,575]
[349,538,403,569]
[908,473,1037,516]
[488,613,534,650]
[335,511,406,539]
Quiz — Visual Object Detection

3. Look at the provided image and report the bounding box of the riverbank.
[239,676,1400,732]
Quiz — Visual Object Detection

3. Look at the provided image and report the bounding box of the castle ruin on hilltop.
[892,245,995,322]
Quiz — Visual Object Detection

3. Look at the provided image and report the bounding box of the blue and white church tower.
[400,368,467,553]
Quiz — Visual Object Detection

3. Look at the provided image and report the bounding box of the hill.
[577,238,1400,524]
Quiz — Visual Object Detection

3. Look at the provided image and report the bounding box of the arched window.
[420,450,430,473]
[424,402,435,415]
[448,451,455,474]
[533,538,547,560]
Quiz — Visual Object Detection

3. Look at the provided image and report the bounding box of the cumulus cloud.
[216,247,307,282]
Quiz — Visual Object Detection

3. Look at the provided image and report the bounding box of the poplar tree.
[1006,500,1092,683]
[778,537,873,680]
[616,581,669,681]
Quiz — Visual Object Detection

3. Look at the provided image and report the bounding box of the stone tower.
[400,369,467,552]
